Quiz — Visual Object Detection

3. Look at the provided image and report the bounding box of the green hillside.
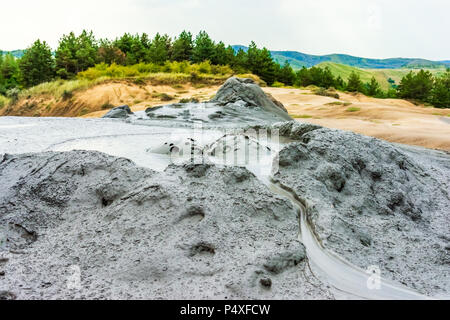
[317,62,446,90]
[233,46,450,69]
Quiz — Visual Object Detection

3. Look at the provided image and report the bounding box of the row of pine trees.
[0,30,288,90]
[0,30,449,108]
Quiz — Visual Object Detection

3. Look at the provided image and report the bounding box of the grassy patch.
[77,61,234,81]
[291,114,313,119]
[271,81,285,88]
[316,62,445,91]
[314,87,340,99]
[179,97,200,103]
[346,107,361,112]
[20,77,110,100]
[101,102,115,110]
[158,93,174,101]
[326,101,353,106]
[0,95,10,109]
[79,108,90,116]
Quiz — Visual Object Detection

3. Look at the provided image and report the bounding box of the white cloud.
[0,0,448,60]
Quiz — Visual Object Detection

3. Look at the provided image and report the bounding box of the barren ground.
[3,81,449,151]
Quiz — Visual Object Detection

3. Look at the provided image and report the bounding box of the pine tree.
[295,67,312,87]
[98,39,126,65]
[308,67,324,86]
[277,61,296,86]
[133,33,152,63]
[55,30,98,78]
[19,40,54,87]
[212,41,228,65]
[347,71,363,92]
[397,69,434,101]
[192,31,215,63]
[335,75,345,90]
[224,45,236,66]
[75,30,99,71]
[397,71,414,98]
[413,69,434,101]
[0,53,20,90]
[171,31,193,62]
[114,33,136,65]
[321,66,336,88]
[148,33,171,65]
[233,48,248,73]
[366,76,381,96]
[430,69,450,108]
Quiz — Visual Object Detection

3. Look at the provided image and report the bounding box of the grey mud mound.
[144,77,292,127]
[211,77,291,119]
[102,105,133,119]
[271,121,450,297]
[0,151,333,300]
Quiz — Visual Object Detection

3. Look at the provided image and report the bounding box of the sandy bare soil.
[81,82,221,118]
[86,84,450,151]
[3,80,449,151]
[263,87,450,151]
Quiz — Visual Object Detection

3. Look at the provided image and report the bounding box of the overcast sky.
[1,0,449,60]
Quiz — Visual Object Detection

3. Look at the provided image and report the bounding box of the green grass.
[271,81,285,88]
[317,62,446,91]
[11,62,263,104]
[325,101,352,106]
[291,114,313,119]
[77,61,234,81]
[19,77,110,99]
[101,102,114,110]
[0,95,10,109]
[346,107,361,112]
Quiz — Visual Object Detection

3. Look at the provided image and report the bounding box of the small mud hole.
[189,242,216,257]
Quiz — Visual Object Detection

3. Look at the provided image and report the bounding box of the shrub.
[101,102,115,110]
[179,97,200,103]
[77,61,234,81]
[0,95,10,109]
[346,107,361,112]
[133,77,146,85]
[6,88,20,104]
[79,108,90,116]
[62,90,73,100]
[159,93,174,101]
[272,81,285,88]
[190,71,200,83]
[314,87,340,99]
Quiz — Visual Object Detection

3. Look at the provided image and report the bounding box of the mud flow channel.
[47,126,430,300]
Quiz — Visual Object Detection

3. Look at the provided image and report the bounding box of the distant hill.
[232,45,450,70]
[316,62,445,90]
[0,50,25,58]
